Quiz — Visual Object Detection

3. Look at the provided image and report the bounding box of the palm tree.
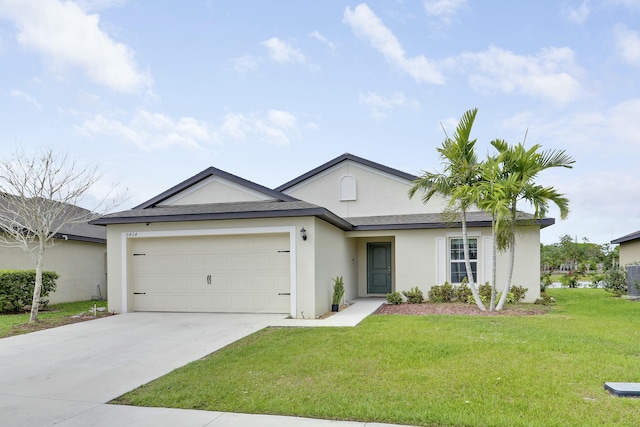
[409,108,486,311]
[473,152,513,311]
[491,140,574,310]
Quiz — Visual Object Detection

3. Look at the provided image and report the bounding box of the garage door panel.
[131,233,290,313]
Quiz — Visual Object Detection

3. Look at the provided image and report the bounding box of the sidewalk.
[272,297,385,327]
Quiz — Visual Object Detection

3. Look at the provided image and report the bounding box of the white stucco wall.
[312,217,357,317]
[619,240,640,267]
[0,240,107,304]
[349,226,541,303]
[160,176,276,205]
[282,160,451,217]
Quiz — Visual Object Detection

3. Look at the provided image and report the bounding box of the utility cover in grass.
[604,382,640,397]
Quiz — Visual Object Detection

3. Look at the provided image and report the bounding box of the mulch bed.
[375,302,549,316]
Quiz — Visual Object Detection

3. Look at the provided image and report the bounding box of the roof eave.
[135,167,297,209]
[90,208,353,231]
[54,233,106,244]
[352,217,555,231]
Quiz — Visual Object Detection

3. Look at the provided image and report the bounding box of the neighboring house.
[611,230,640,267]
[92,153,553,318]
[0,221,107,304]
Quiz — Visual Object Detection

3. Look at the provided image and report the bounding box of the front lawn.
[114,290,640,427]
[0,300,109,338]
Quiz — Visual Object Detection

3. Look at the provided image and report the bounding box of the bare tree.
[0,148,123,321]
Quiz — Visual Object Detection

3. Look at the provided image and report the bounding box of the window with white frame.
[450,238,477,283]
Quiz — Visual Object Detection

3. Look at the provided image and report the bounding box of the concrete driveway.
[0,312,284,426]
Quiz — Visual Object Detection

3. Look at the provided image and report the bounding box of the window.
[450,238,477,283]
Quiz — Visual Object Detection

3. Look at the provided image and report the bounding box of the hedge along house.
[0,207,107,304]
[92,153,554,318]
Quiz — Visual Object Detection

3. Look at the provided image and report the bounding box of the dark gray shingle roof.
[91,201,353,231]
[348,211,554,230]
[611,230,640,244]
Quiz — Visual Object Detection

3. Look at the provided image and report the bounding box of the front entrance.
[367,242,392,294]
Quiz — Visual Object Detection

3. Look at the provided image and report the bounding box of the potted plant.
[331,276,345,312]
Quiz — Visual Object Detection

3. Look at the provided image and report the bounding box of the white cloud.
[502,98,640,156]
[453,46,584,104]
[359,91,417,119]
[614,24,640,68]
[344,3,444,85]
[564,1,590,23]
[10,89,42,110]
[423,0,467,23]
[310,31,336,52]
[260,37,305,64]
[220,113,251,139]
[77,110,213,150]
[230,54,261,75]
[218,109,300,146]
[609,0,640,9]
[0,0,152,93]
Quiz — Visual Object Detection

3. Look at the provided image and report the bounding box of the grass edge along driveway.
[115,289,640,427]
[0,300,110,338]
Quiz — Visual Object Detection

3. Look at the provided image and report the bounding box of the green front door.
[367,242,391,294]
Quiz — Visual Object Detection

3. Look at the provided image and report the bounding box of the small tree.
[0,148,123,321]
[490,140,574,310]
[409,108,486,311]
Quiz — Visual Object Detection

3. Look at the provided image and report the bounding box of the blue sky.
[1,0,639,245]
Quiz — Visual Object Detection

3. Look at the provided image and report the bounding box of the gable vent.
[340,175,357,201]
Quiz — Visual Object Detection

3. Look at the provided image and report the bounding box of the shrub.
[602,267,627,297]
[534,292,556,305]
[478,282,492,305]
[427,282,455,303]
[510,285,528,302]
[0,270,58,312]
[454,283,473,304]
[386,291,403,305]
[331,276,345,305]
[402,286,424,304]
[540,272,552,292]
[561,271,579,288]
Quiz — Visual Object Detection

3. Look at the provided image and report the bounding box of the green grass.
[0,300,108,338]
[114,289,640,426]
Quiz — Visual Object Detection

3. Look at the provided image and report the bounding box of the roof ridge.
[274,153,418,192]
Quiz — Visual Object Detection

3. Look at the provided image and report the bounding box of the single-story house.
[0,220,107,304]
[611,230,640,267]
[92,153,553,318]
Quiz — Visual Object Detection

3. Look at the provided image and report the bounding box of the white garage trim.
[120,226,297,315]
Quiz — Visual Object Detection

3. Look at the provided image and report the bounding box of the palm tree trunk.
[496,218,516,311]
[489,216,497,311]
[462,209,486,311]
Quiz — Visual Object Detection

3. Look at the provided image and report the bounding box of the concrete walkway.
[0,298,416,427]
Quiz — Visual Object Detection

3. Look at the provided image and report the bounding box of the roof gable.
[275,153,417,193]
[135,166,297,209]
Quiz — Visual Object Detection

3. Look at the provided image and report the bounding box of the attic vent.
[340,175,356,201]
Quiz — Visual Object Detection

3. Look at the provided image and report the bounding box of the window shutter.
[436,238,446,284]
[483,236,493,285]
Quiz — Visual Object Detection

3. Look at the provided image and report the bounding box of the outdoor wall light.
[300,227,307,241]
